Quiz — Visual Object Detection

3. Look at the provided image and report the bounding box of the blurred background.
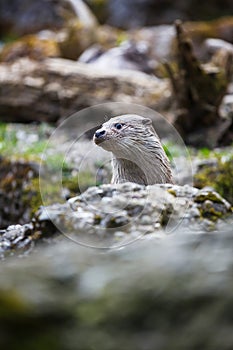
[0,2,233,350]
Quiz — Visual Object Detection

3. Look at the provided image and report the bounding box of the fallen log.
[0,58,169,123]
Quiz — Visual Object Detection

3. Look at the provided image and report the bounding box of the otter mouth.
[93,136,105,145]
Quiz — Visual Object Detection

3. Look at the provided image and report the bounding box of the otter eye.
[114,123,124,130]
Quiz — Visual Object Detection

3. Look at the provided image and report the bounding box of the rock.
[0,181,232,257]
[91,19,233,69]
[125,18,233,66]
[37,183,232,250]
[194,155,233,204]
[0,223,36,259]
[0,218,233,349]
[220,94,233,120]
[0,0,99,61]
[0,220,58,259]
[204,38,233,56]
[0,57,169,123]
[79,40,154,73]
[130,25,175,62]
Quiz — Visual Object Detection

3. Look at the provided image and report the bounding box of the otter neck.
[111,157,147,184]
[111,153,173,185]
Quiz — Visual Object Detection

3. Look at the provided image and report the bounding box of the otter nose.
[95,129,106,138]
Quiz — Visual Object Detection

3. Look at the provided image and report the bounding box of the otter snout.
[94,128,106,144]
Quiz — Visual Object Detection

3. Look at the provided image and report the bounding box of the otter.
[93,114,173,185]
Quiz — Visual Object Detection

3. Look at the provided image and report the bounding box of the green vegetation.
[162,141,186,160]
[198,147,211,158]
[0,122,48,160]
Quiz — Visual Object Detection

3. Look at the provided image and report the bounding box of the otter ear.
[142,118,152,126]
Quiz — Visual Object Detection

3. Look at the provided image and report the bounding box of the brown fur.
[93,114,173,185]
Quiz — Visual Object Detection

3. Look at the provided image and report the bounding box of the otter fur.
[93,114,173,185]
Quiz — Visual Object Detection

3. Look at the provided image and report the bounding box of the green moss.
[198,201,226,221]
[194,192,223,204]
[194,155,233,204]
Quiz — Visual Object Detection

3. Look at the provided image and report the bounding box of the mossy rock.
[0,153,97,228]
[194,155,233,204]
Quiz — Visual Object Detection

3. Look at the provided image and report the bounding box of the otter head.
[93,114,153,158]
[93,114,173,184]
